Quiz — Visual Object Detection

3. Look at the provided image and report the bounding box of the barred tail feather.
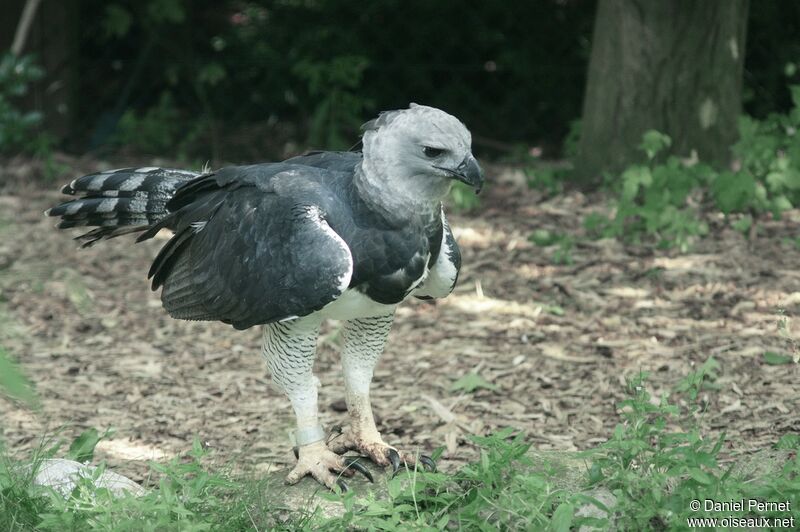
[46,167,200,247]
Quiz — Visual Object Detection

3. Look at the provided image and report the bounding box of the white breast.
[413,209,459,299]
[316,289,398,320]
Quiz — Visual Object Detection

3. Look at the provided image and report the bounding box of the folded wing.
[141,167,354,329]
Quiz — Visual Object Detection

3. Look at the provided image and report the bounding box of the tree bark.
[574,0,749,184]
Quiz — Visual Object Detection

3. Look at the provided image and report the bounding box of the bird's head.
[360,104,484,204]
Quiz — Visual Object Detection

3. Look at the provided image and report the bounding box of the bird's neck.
[354,160,441,226]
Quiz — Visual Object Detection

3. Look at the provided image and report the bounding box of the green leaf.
[621,165,652,201]
[776,434,800,449]
[731,215,752,234]
[712,171,756,213]
[791,84,800,109]
[0,348,35,404]
[547,502,574,532]
[451,372,498,393]
[67,428,103,463]
[147,0,186,24]
[198,62,226,86]
[770,195,793,217]
[763,351,793,365]
[103,5,132,38]
[386,477,403,499]
[688,467,712,484]
[639,130,672,160]
[529,229,556,246]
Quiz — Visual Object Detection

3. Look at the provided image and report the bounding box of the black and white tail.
[46,167,200,247]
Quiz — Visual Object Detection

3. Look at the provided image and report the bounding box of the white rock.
[30,458,145,498]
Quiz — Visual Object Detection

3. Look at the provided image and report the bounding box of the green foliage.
[103,4,133,37]
[324,429,593,530]
[0,53,45,154]
[451,371,498,393]
[590,360,800,530]
[638,129,672,160]
[589,88,800,251]
[1,429,586,531]
[562,119,582,159]
[448,181,482,212]
[731,85,800,216]
[115,91,183,154]
[66,428,113,464]
[763,351,794,365]
[600,133,712,251]
[776,434,800,450]
[35,438,248,531]
[73,0,596,158]
[526,166,567,198]
[529,229,575,265]
[0,347,35,405]
[293,55,371,150]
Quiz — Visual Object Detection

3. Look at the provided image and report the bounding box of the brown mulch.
[1,156,798,482]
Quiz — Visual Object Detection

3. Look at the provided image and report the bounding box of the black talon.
[388,449,401,477]
[336,478,348,493]
[345,458,374,483]
[292,446,299,459]
[419,455,437,472]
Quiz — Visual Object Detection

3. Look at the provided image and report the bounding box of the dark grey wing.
[284,151,362,174]
[414,209,461,300]
[141,167,353,330]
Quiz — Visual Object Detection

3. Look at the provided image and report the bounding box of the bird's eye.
[422,146,445,158]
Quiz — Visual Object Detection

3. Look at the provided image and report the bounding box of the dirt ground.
[1,155,798,483]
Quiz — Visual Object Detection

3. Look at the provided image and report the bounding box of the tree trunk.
[574,0,749,184]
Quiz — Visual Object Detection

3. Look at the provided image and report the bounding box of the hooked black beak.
[435,155,485,193]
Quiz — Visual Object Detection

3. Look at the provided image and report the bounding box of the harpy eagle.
[46,104,484,490]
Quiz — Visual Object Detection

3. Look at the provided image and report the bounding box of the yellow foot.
[327,430,436,475]
[286,441,373,491]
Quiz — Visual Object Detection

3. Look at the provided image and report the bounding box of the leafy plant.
[529,229,576,264]
[325,429,595,531]
[526,166,566,197]
[731,85,800,217]
[451,371,498,393]
[590,360,800,530]
[587,82,800,251]
[0,53,45,154]
[763,351,794,365]
[114,91,183,154]
[599,131,712,251]
[66,428,114,464]
[292,55,371,150]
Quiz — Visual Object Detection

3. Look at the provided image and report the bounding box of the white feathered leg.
[262,316,369,489]
[328,314,435,473]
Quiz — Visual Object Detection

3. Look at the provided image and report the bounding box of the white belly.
[316,288,398,320]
